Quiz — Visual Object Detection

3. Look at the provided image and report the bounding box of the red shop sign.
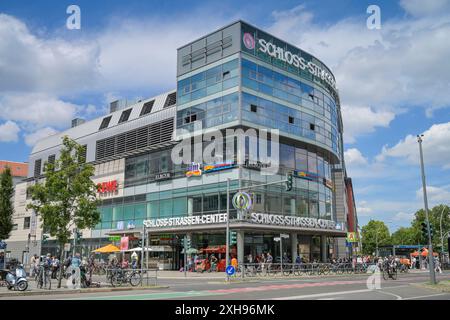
[97,180,118,194]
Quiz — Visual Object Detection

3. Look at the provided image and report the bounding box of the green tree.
[361,220,391,256]
[410,205,450,252]
[391,227,416,245]
[27,136,100,288]
[0,167,14,241]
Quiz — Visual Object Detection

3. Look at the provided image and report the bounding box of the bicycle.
[111,269,142,287]
[382,263,398,280]
[36,264,51,290]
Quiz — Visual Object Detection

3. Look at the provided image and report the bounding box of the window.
[289,116,294,124]
[256,194,262,204]
[48,154,55,165]
[118,109,132,123]
[310,123,315,131]
[164,92,177,108]
[34,159,41,177]
[140,100,155,116]
[250,104,258,113]
[23,217,30,229]
[99,116,112,130]
[12,224,18,231]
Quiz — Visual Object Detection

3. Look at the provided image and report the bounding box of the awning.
[92,244,121,253]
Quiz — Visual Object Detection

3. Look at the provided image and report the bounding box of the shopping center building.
[8,21,358,269]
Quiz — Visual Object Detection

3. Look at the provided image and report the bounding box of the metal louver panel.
[95,118,174,161]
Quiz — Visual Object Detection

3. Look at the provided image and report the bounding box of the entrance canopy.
[123,246,173,252]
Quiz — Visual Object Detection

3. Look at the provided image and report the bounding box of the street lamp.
[417,134,437,284]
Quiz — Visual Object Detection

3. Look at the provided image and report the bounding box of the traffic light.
[429,225,434,239]
[42,234,49,243]
[138,239,143,247]
[75,230,82,241]
[285,173,293,191]
[230,231,237,245]
[421,222,428,240]
[183,237,191,249]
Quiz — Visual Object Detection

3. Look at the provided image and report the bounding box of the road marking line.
[373,290,403,300]
[269,288,375,300]
[402,293,449,300]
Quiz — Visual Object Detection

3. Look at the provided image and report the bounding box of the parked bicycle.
[110,269,142,287]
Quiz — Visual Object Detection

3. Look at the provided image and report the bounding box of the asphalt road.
[2,271,449,300]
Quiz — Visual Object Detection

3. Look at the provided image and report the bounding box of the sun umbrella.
[411,251,419,257]
[92,244,120,253]
[421,249,438,257]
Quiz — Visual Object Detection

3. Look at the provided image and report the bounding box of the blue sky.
[1,0,449,232]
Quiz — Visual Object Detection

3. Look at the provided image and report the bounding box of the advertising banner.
[346,232,359,242]
[120,236,129,251]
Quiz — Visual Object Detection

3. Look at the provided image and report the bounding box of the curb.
[411,281,450,293]
[0,285,169,298]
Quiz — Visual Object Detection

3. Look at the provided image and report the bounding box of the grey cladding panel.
[177,21,241,77]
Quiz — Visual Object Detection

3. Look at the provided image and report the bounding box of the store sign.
[109,236,121,241]
[243,160,271,170]
[155,172,172,181]
[203,162,235,173]
[185,163,202,177]
[97,180,118,194]
[143,213,227,228]
[250,212,336,230]
[249,33,336,90]
[293,170,318,181]
[324,179,333,190]
[347,232,359,243]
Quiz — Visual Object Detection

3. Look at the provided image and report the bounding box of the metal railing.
[233,263,380,278]
[104,267,158,287]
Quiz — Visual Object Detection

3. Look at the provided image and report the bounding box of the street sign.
[0,241,6,249]
[64,243,71,252]
[274,237,281,241]
[226,265,235,276]
[280,234,289,238]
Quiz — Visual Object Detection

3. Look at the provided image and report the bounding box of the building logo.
[186,163,202,177]
[243,32,255,50]
[232,192,253,211]
[97,180,118,194]
[203,162,235,173]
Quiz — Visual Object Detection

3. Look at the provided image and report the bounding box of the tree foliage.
[391,227,417,245]
[361,220,391,255]
[27,136,100,287]
[0,167,14,241]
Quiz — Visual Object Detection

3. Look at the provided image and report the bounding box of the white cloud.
[0,121,20,142]
[0,93,79,129]
[377,122,450,169]
[342,106,395,143]
[0,13,100,95]
[266,4,450,141]
[344,148,368,166]
[400,0,450,17]
[416,185,450,204]
[356,200,373,216]
[392,211,415,222]
[24,127,58,147]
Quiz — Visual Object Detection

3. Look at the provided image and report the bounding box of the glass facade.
[177,58,239,105]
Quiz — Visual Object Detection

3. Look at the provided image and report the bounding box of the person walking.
[51,256,60,279]
[266,252,273,271]
[30,254,38,277]
[434,256,442,274]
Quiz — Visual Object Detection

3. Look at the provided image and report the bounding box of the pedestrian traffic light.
[285,173,293,191]
[421,222,428,240]
[42,234,49,243]
[230,231,237,245]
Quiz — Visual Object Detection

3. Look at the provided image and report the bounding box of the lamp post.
[225,178,230,282]
[417,134,437,284]
[439,205,449,258]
